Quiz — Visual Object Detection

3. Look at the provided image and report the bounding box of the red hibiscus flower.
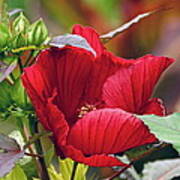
[22,24,174,167]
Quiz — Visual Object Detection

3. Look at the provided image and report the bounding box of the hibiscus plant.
[0,3,180,180]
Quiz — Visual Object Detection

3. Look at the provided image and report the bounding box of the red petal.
[45,92,69,157]
[84,52,135,104]
[67,108,157,156]
[141,98,167,116]
[72,24,105,56]
[46,92,69,144]
[61,145,127,167]
[22,47,93,125]
[22,63,52,130]
[103,55,174,114]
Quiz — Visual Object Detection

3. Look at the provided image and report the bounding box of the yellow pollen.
[78,104,96,118]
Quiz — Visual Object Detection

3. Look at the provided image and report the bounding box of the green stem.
[34,122,51,180]
[12,45,50,53]
[70,162,78,180]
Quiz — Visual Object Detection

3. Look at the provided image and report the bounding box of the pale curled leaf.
[8,9,23,17]
[49,34,96,57]
[0,134,24,177]
[0,151,24,178]
[0,61,17,83]
[0,133,20,151]
[100,8,168,42]
[143,158,180,180]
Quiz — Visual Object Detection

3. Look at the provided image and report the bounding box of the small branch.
[100,7,172,43]
[35,139,50,180]
[28,56,36,66]
[70,161,78,180]
[24,50,34,67]
[25,152,43,158]
[108,162,133,180]
[34,122,51,180]
[22,124,42,178]
[17,57,23,73]
[108,142,169,179]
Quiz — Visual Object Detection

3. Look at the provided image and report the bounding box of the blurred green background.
[6,0,180,112]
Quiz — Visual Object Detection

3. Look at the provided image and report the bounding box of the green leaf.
[138,113,180,152]
[48,165,64,180]
[0,165,27,180]
[12,79,26,107]
[60,158,73,180]
[13,12,30,34]
[142,158,180,180]
[48,158,88,180]
[0,117,18,134]
[74,162,88,180]
[0,23,10,49]
[59,158,88,180]
[0,81,12,109]
[21,160,38,179]
[27,19,48,46]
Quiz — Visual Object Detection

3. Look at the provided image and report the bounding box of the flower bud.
[13,12,30,34]
[27,19,48,46]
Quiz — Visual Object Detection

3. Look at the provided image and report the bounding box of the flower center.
[78,104,97,118]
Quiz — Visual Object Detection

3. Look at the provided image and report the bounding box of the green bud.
[0,23,9,49]
[27,18,48,46]
[13,12,30,34]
